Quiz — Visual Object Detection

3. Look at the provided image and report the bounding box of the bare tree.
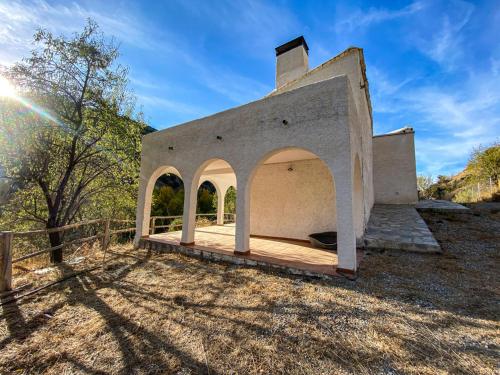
[417,175,433,199]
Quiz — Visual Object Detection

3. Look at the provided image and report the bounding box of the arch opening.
[183,158,237,245]
[139,166,184,237]
[223,186,237,224]
[196,180,218,226]
[248,147,336,242]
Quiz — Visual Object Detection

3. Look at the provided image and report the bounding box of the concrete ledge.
[415,200,470,214]
[365,204,442,253]
[364,238,441,253]
[138,238,339,280]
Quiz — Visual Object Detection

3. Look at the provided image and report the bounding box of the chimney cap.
[275,36,309,56]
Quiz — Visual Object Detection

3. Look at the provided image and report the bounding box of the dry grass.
[0,210,499,374]
[10,240,108,292]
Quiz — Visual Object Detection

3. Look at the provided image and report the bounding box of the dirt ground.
[0,208,499,374]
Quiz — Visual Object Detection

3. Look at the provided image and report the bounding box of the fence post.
[151,217,156,235]
[0,232,13,292]
[102,219,111,251]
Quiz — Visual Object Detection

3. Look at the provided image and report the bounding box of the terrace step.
[415,199,470,214]
[364,204,441,253]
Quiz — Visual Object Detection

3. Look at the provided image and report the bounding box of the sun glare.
[0,75,16,98]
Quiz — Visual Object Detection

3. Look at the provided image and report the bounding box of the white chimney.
[275,36,309,89]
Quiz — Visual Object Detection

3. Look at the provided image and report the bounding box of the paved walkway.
[415,199,470,213]
[364,204,441,253]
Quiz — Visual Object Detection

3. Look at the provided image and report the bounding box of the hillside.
[423,144,500,203]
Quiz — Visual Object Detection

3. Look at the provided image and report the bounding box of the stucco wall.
[373,133,418,204]
[135,75,362,270]
[272,49,374,225]
[250,159,336,240]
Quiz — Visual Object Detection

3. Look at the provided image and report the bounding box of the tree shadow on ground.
[59,251,225,374]
[0,209,498,374]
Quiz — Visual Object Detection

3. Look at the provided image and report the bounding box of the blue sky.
[0,0,499,177]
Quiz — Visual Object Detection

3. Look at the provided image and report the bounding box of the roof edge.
[373,127,415,138]
[267,46,373,127]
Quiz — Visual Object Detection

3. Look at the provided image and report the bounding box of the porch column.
[134,170,151,247]
[216,187,225,225]
[334,169,357,273]
[234,179,250,255]
[181,177,197,245]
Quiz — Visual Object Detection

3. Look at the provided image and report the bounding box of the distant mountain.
[156,173,183,190]
[143,125,157,135]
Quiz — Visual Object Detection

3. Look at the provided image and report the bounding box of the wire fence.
[453,177,499,203]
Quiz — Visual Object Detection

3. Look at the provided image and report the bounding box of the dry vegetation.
[0,209,499,374]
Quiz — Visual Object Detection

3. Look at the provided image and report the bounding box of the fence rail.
[0,213,236,292]
[0,218,133,292]
[149,213,235,234]
[13,219,106,237]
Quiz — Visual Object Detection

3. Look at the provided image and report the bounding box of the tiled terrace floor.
[143,205,442,276]
[146,224,360,277]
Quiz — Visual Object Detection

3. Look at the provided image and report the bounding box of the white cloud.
[372,65,500,176]
[136,94,207,117]
[491,58,500,76]
[368,67,416,118]
[0,0,160,66]
[177,0,300,56]
[413,0,474,70]
[194,66,271,104]
[407,72,500,137]
[335,1,425,33]
[0,0,270,110]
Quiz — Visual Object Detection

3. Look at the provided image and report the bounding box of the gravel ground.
[0,209,498,374]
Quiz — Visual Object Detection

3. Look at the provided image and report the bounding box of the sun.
[0,75,16,98]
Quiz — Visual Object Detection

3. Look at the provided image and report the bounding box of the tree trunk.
[47,219,64,263]
[48,230,63,263]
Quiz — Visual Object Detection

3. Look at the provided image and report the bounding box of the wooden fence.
[0,213,236,293]
[0,218,135,292]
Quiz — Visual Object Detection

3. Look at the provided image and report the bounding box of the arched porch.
[136,146,364,276]
[134,75,370,275]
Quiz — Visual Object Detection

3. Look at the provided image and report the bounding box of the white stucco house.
[134,36,417,274]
